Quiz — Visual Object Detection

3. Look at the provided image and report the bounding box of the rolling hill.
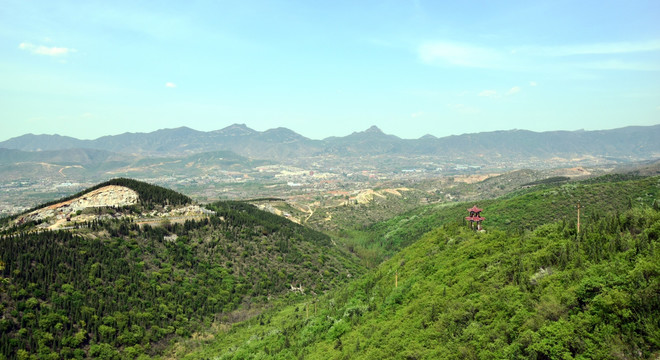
[0,179,362,359]
[172,175,660,359]
[344,174,660,261]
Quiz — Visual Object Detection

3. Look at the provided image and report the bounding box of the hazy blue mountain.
[91,126,209,155]
[0,133,90,151]
[322,125,405,155]
[0,147,130,166]
[1,124,659,162]
[0,147,268,182]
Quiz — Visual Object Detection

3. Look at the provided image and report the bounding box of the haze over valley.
[1,131,659,358]
[2,0,660,358]
[1,123,659,218]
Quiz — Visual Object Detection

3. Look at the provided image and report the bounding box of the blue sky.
[1,0,659,141]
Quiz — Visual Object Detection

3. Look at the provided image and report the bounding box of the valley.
[1,169,658,359]
[4,1,659,358]
[2,124,658,217]
[0,125,659,359]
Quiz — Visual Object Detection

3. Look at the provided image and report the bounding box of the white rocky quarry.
[144,205,215,218]
[18,185,139,223]
[14,185,218,231]
[168,205,216,217]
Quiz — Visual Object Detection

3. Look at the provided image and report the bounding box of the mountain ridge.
[1,124,659,161]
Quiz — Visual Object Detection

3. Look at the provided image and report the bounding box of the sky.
[1,0,659,141]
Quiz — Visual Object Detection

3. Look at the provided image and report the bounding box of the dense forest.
[177,204,660,359]
[0,200,361,359]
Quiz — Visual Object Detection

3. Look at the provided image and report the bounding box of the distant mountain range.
[0,147,269,182]
[1,124,659,162]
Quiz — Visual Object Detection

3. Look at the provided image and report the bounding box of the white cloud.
[533,40,660,57]
[529,81,537,87]
[418,42,502,68]
[479,90,499,98]
[19,42,76,56]
[418,39,660,72]
[410,111,424,118]
[165,82,177,88]
[507,86,521,95]
[573,60,660,71]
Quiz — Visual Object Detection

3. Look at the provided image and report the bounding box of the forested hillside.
[2,175,658,359]
[0,197,361,359]
[341,174,660,264]
[176,204,660,359]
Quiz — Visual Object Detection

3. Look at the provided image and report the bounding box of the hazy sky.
[1,0,659,141]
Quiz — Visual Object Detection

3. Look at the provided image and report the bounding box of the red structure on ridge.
[466,205,485,230]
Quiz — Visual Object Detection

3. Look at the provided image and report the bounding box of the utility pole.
[395,270,398,288]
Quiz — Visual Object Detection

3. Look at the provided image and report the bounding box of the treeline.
[521,176,570,187]
[98,178,192,206]
[0,202,360,359]
[578,173,646,184]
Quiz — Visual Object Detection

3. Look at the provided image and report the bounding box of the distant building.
[465,206,485,231]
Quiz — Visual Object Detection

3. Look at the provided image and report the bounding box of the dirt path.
[303,205,315,224]
[58,165,84,177]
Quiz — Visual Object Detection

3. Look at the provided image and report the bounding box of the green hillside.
[174,178,660,359]
[342,175,660,264]
[0,187,361,359]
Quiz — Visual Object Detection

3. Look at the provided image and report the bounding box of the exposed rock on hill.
[18,185,139,224]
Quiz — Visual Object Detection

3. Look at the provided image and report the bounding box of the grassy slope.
[176,176,660,359]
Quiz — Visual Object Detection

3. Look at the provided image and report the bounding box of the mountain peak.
[215,123,258,136]
[365,125,383,134]
[261,127,307,142]
[264,127,295,134]
[153,126,199,135]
